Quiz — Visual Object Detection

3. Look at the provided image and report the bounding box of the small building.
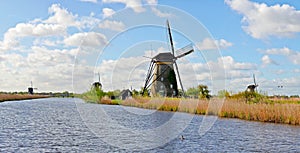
[28,87,34,95]
[119,89,132,100]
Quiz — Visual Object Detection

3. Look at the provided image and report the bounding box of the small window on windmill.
[160,85,163,89]
[161,77,164,81]
[170,84,173,89]
[173,90,176,95]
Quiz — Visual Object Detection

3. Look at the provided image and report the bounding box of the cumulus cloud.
[145,0,157,5]
[0,23,65,52]
[151,7,172,18]
[0,45,79,92]
[102,8,116,18]
[225,0,300,39]
[64,32,108,47]
[98,20,126,31]
[0,4,88,52]
[33,39,59,47]
[102,0,145,13]
[196,38,233,50]
[261,55,278,66]
[44,4,79,27]
[264,47,300,65]
[293,69,300,73]
[80,0,97,3]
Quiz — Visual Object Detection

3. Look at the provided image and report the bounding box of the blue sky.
[0,0,300,95]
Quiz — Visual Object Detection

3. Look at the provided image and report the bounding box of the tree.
[132,89,139,97]
[198,84,211,99]
[217,90,230,98]
[185,87,199,98]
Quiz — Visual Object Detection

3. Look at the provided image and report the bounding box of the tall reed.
[115,97,300,125]
[0,94,49,102]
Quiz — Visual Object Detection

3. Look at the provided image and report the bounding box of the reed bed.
[109,97,300,125]
[220,99,300,125]
[0,94,49,102]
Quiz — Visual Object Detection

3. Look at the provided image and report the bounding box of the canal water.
[0,98,299,152]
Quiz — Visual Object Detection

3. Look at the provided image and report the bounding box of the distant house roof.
[120,89,132,100]
[153,52,175,62]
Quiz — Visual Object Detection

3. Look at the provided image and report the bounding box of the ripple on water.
[0,98,299,152]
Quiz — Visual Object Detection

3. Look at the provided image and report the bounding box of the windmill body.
[151,52,178,97]
[246,74,258,92]
[92,73,102,89]
[142,20,194,97]
[28,81,37,95]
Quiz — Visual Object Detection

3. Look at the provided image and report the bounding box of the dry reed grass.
[116,97,300,125]
[0,94,48,102]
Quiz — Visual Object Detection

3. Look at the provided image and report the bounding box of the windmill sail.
[167,20,175,55]
[253,74,257,86]
[175,44,194,59]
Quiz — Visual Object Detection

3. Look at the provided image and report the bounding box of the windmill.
[142,20,194,97]
[246,74,258,92]
[28,81,38,95]
[92,73,102,89]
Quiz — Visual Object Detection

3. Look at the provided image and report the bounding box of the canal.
[0,98,299,152]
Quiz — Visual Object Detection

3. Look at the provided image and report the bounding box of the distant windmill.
[92,73,102,89]
[142,20,194,97]
[28,81,38,95]
[246,74,258,92]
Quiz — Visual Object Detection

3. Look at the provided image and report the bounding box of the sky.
[0,0,300,95]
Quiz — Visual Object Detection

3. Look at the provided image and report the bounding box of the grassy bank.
[96,97,300,126]
[0,94,49,102]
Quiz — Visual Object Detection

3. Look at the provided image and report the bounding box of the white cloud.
[102,0,145,13]
[196,38,233,50]
[0,45,79,92]
[0,3,110,92]
[0,4,86,52]
[220,56,256,71]
[265,47,294,55]
[102,8,116,18]
[0,23,65,52]
[64,32,108,47]
[261,55,277,66]
[151,7,172,18]
[293,69,300,73]
[93,56,149,91]
[44,4,79,27]
[80,0,97,3]
[225,0,300,39]
[98,20,125,31]
[7,23,65,38]
[145,0,157,5]
[33,39,60,47]
[264,47,300,65]
[274,69,285,75]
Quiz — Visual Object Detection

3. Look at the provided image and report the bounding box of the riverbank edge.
[79,96,300,126]
[0,94,50,102]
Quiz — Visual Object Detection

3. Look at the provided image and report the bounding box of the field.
[0,94,49,102]
[99,97,300,125]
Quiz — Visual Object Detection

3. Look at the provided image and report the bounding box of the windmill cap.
[153,52,175,62]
